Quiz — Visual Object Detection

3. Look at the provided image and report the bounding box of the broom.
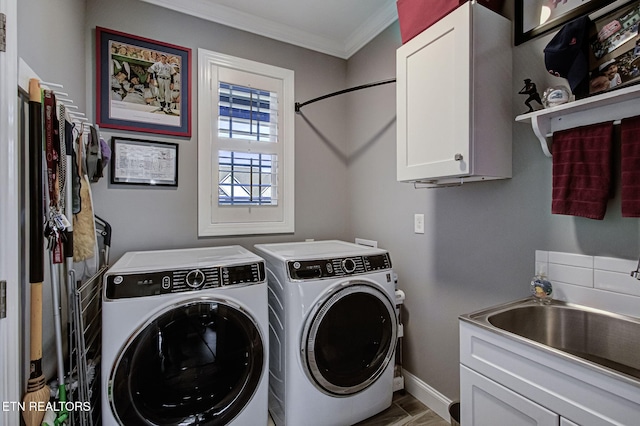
[22,78,50,426]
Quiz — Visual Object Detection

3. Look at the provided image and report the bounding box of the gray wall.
[345,19,640,400]
[18,0,640,407]
[18,0,87,110]
[18,0,353,383]
[86,0,352,262]
[18,0,87,383]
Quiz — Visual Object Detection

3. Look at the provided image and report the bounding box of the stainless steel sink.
[461,298,640,383]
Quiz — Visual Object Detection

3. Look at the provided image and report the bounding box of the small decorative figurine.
[518,78,543,113]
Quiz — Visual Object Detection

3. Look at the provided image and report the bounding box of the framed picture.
[96,27,191,137]
[111,137,179,186]
[588,1,640,95]
[515,0,616,45]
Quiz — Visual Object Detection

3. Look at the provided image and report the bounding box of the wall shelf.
[515,84,640,157]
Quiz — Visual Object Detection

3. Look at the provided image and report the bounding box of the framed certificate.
[111,137,179,187]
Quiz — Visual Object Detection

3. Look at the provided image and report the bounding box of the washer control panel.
[105,262,265,299]
[287,253,391,281]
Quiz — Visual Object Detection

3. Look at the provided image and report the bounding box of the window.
[198,49,294,236]
[217,83,278,206]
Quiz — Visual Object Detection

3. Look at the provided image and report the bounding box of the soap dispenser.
[530,272,553,304]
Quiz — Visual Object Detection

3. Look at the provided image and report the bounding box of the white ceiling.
[140,0,399,59]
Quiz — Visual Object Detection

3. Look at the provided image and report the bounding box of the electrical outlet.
[414,214,424,234]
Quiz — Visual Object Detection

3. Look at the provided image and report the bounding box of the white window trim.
[197,49,295,236]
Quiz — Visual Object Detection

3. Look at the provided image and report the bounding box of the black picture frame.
[111,137,179,187]
[515,0,616,45]
[96,27,191,137]
[587,1,640,95]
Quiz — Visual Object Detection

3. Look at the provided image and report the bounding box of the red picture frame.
[96,27,191,137]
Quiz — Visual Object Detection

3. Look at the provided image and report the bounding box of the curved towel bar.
[295,78,396,112]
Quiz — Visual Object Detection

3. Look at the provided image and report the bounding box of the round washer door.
[303,282,397,395]
[110,299,264,425]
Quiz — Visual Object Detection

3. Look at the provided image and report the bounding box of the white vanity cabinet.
[396,1,512,186]
[461,366,558,426]
[460,321,640,426]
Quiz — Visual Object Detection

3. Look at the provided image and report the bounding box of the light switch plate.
[414,214,424,234]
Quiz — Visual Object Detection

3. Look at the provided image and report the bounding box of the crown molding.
[140,0,397,59]
[344,1,398,58]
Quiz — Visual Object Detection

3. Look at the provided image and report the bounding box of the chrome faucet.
[632,257,640,280]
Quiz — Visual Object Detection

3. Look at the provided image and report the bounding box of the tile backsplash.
[535,250,640,318]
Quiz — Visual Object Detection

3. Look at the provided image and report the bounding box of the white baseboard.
[402,369,453,422]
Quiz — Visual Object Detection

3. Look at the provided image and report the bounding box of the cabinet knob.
[454,153,463,161]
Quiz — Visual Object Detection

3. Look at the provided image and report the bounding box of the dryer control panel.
[287,253,391,281]
[105,262,265,299]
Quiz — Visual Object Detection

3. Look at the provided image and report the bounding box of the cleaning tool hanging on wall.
[22,78,50,426]
[73,125,97,264]
[43,89,70,426]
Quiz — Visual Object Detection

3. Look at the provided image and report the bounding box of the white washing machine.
[101,246,268,426]
[254,240,398,426]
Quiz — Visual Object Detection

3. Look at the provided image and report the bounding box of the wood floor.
[355,392,450,426]
[268,392,451,426]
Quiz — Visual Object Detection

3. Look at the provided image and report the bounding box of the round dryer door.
[109,299,264,425]
[303,282,397,395]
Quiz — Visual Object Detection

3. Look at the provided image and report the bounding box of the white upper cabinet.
[396,1,512,186]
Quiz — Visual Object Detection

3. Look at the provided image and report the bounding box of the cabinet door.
[461,366,559,426]
[397,2,471,182]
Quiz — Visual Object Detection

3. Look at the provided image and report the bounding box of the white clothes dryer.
[253,240,398,426]
[101,246,268,426]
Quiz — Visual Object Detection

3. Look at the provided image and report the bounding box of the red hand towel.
[552,122,613,220]
[621,116,640,217]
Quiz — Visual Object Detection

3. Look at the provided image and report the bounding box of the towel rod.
[295,78,396,113]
